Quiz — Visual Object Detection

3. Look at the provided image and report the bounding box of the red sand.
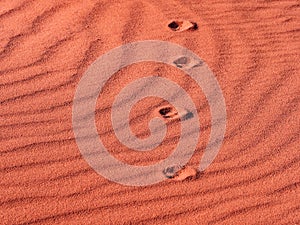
[0,0,299,224]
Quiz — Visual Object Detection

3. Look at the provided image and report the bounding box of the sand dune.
[0,0,299,224]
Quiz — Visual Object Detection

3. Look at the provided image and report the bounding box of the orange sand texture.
[0,0,299,224]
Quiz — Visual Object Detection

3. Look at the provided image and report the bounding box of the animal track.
[173,56,203,69]
[168,20,198,32]
[158,106,194,121]
[163,165,199,181]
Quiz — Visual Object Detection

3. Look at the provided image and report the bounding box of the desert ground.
[0,0,299,224]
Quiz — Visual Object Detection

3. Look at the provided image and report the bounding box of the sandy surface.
[0,0,299,224]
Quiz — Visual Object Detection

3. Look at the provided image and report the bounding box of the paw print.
[158,106,194,121]
[163,165,199,181]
